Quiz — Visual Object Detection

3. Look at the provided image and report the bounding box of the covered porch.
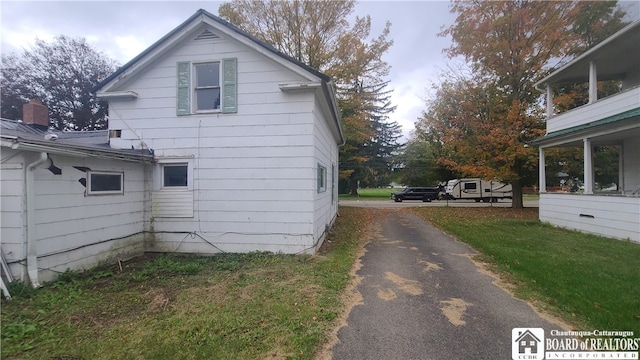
[532,21,640,243]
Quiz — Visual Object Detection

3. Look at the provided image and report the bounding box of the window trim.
[317,164,327,193]
[161,163,189,189]
[87,171,124,195]
[193,61,222,113]
[154,157,194,191]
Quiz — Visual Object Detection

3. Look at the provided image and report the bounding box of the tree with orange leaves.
[418,0,627,208]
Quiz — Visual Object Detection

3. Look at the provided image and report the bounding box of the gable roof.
[0,119,153,162]
[92,9,343,143]
[93,9,330,92]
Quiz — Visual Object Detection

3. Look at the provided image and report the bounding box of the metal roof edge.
[529,107,640,146]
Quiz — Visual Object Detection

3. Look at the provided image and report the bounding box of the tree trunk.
[349,179,359,197]
[511,178,524,208]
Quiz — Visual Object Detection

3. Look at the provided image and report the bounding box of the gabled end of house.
[1,9,344,287]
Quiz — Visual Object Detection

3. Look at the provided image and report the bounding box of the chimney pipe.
[23,99,49,128]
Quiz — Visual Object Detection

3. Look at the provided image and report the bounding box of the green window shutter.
[176,61,190,116]
[221,58,237,113]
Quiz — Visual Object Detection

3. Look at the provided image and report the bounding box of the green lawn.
[339,188,540,201]
[412,207,640,333]
[339,187,399,200]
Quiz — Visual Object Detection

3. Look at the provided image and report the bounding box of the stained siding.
[540,193,640,243]
[0,150,26,280]
[109,28,320,253]
[31,155,149,282]
[312,97,340,252]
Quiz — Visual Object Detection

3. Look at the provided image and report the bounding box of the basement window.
[87,171,123,195]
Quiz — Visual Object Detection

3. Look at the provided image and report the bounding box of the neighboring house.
[531,21,640,243]
[0,9,344,286]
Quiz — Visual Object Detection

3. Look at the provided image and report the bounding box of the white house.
[532,21,640,243]
[1,100,153,286]
[0,9,344,286]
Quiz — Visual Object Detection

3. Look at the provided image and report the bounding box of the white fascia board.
[95,91,138,100]
[98,22,204,93]
[202,17,323,83]
[279,82,322,91]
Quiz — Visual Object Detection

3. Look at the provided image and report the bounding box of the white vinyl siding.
[106,28,337,253]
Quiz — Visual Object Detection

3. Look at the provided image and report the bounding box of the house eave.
[95,91,138,100]
[1,137,154,163]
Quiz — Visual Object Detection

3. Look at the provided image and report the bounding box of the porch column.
[539,147,546,193]
[589,61,597,104]
[546,84,554,118]
[583,138,594,194]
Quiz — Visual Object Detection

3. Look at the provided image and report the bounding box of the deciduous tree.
[219,0,399,195]
[430,0,627,208]
[1,35,117,130]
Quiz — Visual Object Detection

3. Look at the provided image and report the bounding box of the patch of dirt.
[439,298,472,326]
[384,272,423,296]
[145,287,173,313]
[375,286,397,301]
[418,260,442,273]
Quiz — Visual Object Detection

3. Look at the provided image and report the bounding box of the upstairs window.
[177,58,237,115]
[195,63,221,111]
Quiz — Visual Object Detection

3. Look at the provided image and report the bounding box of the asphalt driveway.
[328,210,565,360]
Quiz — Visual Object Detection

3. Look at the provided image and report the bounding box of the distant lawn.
[339,188,540,201]
[339,187,399,200]
[412,207,640,333]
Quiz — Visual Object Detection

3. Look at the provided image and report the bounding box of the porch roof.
[529,107,640,147]
[535,21,640,86]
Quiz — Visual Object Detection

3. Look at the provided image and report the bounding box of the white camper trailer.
[444,178,512,202]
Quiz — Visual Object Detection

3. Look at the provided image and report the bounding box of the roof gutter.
[26,152,48,288]
[2,138,153,163]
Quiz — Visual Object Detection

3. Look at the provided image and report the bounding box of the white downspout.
[26,152,48,288]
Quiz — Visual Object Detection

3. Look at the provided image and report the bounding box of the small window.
[464,183,477,190]
[163,164,188,187]
[194,63,221,111]
[87,171,123,195]
[317,164,327,193]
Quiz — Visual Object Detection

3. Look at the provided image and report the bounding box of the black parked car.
[391,187,440,202]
